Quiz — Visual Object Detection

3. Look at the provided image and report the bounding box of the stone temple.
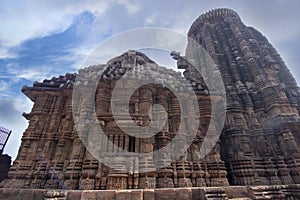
[2,8,300,199]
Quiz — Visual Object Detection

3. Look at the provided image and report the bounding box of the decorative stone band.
[1,185,300,199]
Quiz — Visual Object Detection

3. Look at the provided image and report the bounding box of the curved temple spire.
[188,8,240,37]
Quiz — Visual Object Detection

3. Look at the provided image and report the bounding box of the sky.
[0,0,300,161]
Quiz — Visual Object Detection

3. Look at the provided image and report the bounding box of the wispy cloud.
[0,96,32,159]
[0,1,111,47]
[0,80,10,92]
[117,0,141,14]
[6,64,53,81]
[0,46,17,59]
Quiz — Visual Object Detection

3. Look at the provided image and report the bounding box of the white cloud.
[6,64,53,81]
[61,46,98,69]
[0,96,32,161]
[0,79,18,98]
[117,0,140,14]
[0,46,16,59]
[0,80,10,92]
[13,95,33,114]
[0,1,112,50]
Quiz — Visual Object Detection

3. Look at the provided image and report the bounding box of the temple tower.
[182,8,300,185]
[3,8,300,190]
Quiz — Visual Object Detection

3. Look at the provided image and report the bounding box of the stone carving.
[186,8,300,186]
[3,8,300,190]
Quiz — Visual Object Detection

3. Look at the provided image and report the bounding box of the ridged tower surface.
[1,8,300,200]
[184,8,300,186]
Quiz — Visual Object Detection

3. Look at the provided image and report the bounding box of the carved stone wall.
[2,50,229,190]
[2,185,300,200]
[2,8,300,190]
[184,8,300,186]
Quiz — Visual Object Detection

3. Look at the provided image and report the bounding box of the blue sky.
[1,0,300,161]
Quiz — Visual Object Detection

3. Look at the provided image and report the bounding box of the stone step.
[248,186,285,200]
